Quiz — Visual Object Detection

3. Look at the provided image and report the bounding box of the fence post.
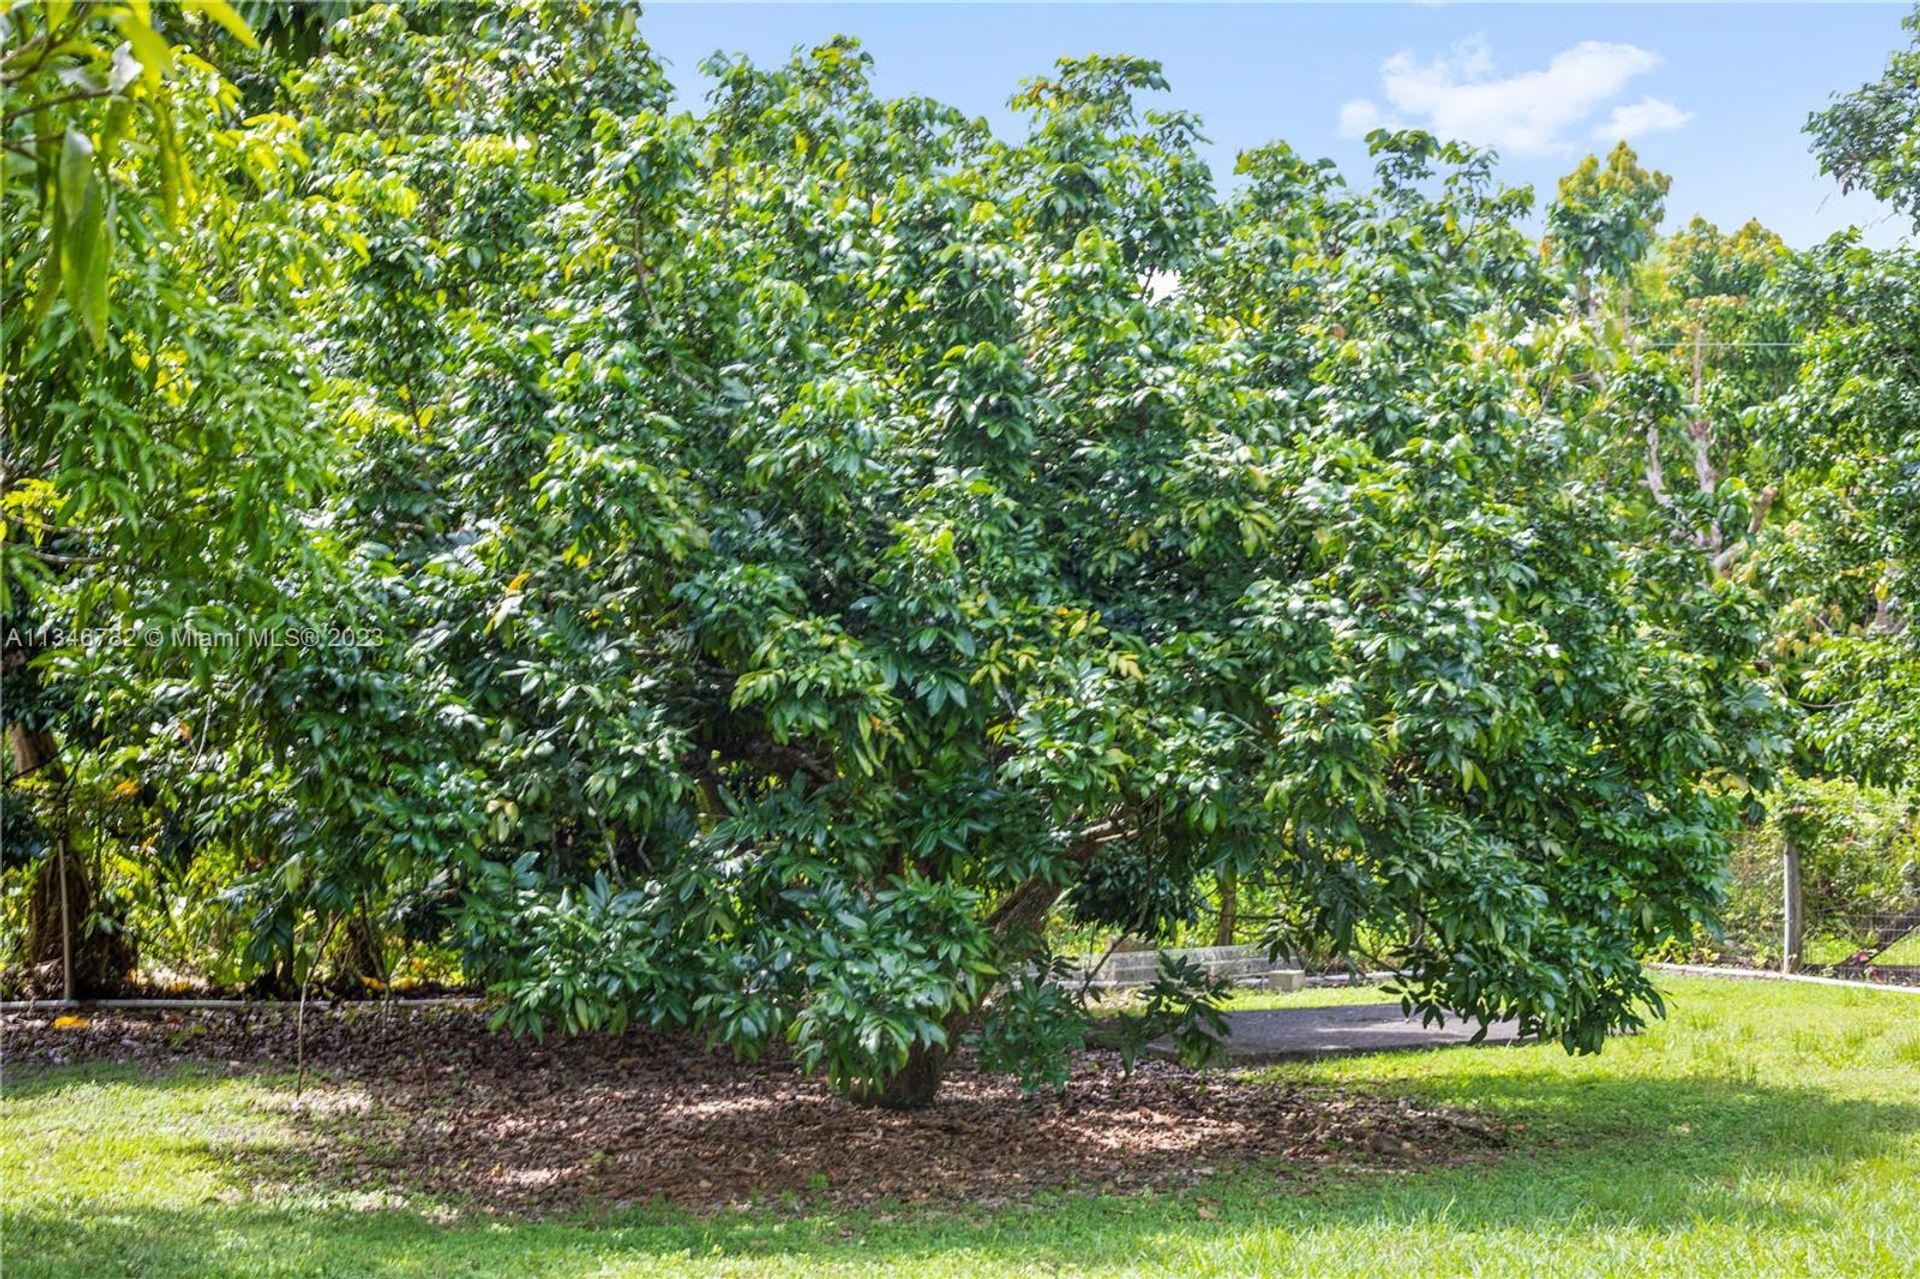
[1782,840,1804,974]
[57,833,74,1002]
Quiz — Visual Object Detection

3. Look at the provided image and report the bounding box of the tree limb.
[1643,422,1672,508]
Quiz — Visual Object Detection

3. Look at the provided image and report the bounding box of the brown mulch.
[2,1007,1506,1216]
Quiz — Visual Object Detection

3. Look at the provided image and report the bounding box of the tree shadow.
[3,1007,1507,1216]
[7,1041,1918,1276]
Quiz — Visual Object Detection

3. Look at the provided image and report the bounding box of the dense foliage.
[4,1,1915,1105]
[1791,6,1920,787]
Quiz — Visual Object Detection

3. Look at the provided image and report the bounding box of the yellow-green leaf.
[60,169,107,348]
[184,0,259,50]
[118,16,171,89]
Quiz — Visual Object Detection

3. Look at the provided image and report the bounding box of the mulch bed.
[3,1007,1506,1216]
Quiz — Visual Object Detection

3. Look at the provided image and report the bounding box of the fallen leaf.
[1,1007,1503,1215]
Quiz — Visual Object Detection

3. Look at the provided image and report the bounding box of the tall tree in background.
[1787,3,1920,785]
[2,0,335,992]
[1547,140,1672,340]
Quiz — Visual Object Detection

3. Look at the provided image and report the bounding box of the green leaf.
[58,129,93,226]
[58,156,107,348]
[184,0,259,49]
[118,16,172,89]
[26,214,65,332]
[77,206,110,347]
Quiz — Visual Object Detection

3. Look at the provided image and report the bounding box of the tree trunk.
[845,847,1103,1109]
[57,834,73,999]
[22,834,134,997]
[329,905,389,990]
[845,871,1066,1109]
[11,723,130,996]
[1214,866,1238,948]
[847,1040,949,1110]
[8,636,135,995]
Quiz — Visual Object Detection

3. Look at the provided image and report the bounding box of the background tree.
[2,0,345,993]
[1806,4,1920,227]
[1781,2,1920,786]
[1545,140,1671,336]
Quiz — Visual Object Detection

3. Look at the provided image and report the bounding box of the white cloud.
[1593,96,1693,142]
[1338,37,1684,157]
[1338,99,1385,137]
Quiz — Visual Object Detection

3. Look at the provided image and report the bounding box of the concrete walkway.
[1155,1002,1528,1064]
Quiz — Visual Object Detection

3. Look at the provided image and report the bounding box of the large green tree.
[253,5,1781,1104]
[1781,4,1920,786]
[4,3,1803,1104]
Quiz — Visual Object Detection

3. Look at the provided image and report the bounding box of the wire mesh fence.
[1681,863,1920,987]
[1798,909,1920,985]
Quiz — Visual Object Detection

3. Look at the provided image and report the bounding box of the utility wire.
[1628,341,1804,348]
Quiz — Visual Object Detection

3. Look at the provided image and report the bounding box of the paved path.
[1154,1002,1528,1064]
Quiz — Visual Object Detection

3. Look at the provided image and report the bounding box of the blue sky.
[641,2,1915,247]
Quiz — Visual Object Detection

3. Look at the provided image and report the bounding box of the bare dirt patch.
[4,1007,1505,1215]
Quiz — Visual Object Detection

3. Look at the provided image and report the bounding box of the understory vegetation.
[3,1,1919,1107]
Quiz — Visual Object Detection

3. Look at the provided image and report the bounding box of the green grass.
[5,977,1919,1277]
[1223,981,1410,1011]
[1804,930,1920,967]
[1875,932,1920,965]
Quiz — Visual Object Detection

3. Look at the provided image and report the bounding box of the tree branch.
[3,87,114,125]
[1708,484,1777,578]
[1643,422,1672,508]
[1869,577,1908,636]
[22,548,104,567]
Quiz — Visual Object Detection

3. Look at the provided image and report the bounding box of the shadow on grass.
[0,1058,233,1102]
[8,1011,1514,1219]
[6,1059,1918,1278]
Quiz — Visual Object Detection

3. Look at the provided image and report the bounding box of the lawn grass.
[1876,932,1920,965]
[1804,930,1920,968]
[5,976,1918,1277]
[1223,981,1411,1012]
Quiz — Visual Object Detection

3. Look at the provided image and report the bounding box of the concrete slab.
[1152,1002,1528,1064]
[1061,945,1288,990]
